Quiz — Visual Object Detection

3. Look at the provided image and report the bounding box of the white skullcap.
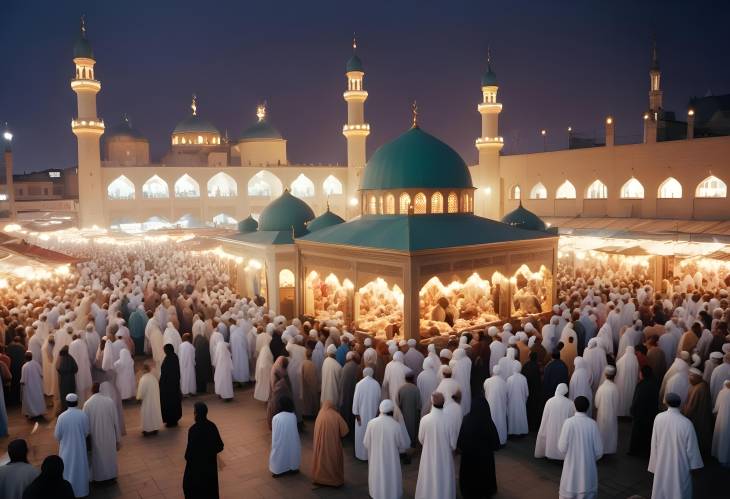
[503,323,513,332]
[516,331,528,341]
[423,357,433,370]
[679,351,690,361]
[399,339,407,347]
[508,336,518,346]
[363,367,374,377]
[492,365,501,375]
[487,326,498,337]
[722,344,730,354]
[407,339,416,347]
[710,351,723,360]
[691,353,702,367]
[379,399,395,413]
[326,344,337,355]
[689,367,703,376]
[65,393,78,403]
[309,331,318,339]
[528,336,536,348]
[459,335,467,345]
[439,349,452,360]
[393,351,404,362]
[428,343,436,353]
[556,383,569,396]
[553,305,560,314]
[388,344,397,355]
[524,323,535,333]
[604,365,616,375]
[364,338,372,347]
[346,351,355,361]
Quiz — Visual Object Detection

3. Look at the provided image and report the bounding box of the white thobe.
[209,331,223,367]
[83,393,120,481]
[230,327,250,383]
[213,342,233,399]
[285,342,306,411]
[594,379,619,454]
[320,357,343,404]
[496,352,515,380]
[535,388,575,459]
[113,349,136,400]
[649,407,703,499]
[449,351,472,415]
[41,340,56,395]
[54,407,90,498]
[162,326,182,355]
[179,341,196,395]
[583,346,607,392]
[269,411,301,474]
[615,347,638,416]
[484,375,508,445]
[253,342,273,402]
[192,319,206,339]
[710,363,730,405]
[149,327,164,376]
[20,359,46,418]
[352,375,381,460]
[506,372,529,435]
[69,339,92,404]
[569,365,594,413]
[382,359,411,402]
[541,323,558,354]
[84,331,100,364]
[364,414,411,499]
[136,372,163,432]
[558,413,603,499]
[415,407,457,499]
[417,368,438,414]
[489,341,506,375]
[665,371,689,408]
[712,386,730,465]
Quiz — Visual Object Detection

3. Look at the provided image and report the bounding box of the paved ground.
[2,381,726,499]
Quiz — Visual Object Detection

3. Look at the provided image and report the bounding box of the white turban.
[379,399,394,413]
[326,344,337,355]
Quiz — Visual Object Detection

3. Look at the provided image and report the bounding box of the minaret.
[474,48,503,219]
[71,17,105,228]
[643,40,662,143]
[343,36,370,218]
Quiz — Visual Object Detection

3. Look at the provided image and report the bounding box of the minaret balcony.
[343,90,368,102]
[71,79,101,92]
[72,119,105,134]
[475,136,504,149]
[477,102,502,113]
[343,123,370,137]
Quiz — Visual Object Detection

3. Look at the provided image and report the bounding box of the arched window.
[585,180,608,199]
[142,175,169,199]
[368,195,377,214]
[399,193,411,214]
[107,175,135,200]
[530,182,547,200]
[212,213,237,226]
[322,175,343,195]
[620,178,644,199]
[385,194,395,214]
[248,170,282,197]
[658,177,682,199]
[556,180,577,199]
[291,174,315,198]
[431,192,444,213]
[510,185,521,200]
[279,269,295,288]
[379,196,384,214]
[695,175,727,198]
[207,172,237,197]
[414,193,427,214]
[447,192,458,213]
[174,174,200,198]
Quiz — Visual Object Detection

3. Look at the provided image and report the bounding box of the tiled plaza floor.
[2,381,726,499]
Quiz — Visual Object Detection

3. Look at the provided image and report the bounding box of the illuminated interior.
[304,270,353,323]
[695,175,727,198]
[510,264,553,316]
[142,175,169,199]
[291,174,315,198]
[107,175,135,200]
[174,174,200,198]
[248,170,283,197]
[585,179,608,199]
[556,180,577,199]
[322,175,343,195]
[356,277,403,337]
[207,172,238,197]
[658,177,682,199]
[620,177,645,199]
[530,182,547,199]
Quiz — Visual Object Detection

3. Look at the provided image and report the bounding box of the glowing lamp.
[540,129,546,136]
[349,197,359,206]
[606,117,613,125]
[2,131,12,142]
[483,187,492,196]
[688,109,695,116]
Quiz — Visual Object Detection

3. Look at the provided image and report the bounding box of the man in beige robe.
[311,400,349,487]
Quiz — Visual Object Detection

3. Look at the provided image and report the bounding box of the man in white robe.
[352,367,381,461]
[415,392,458,499]
[483,365,508,445]
[710,353,730,405]
[209,329,224,368]
[449,348,471,415]
[269,396,300,476]
[649,392,703,499]
[583,339,607,393]
[488,327,506,375]
[230,320,250,384]
[162,322,182,355]
[569,357,593,413]
[558,396,603,499]
[506,362,529,436]
[615,345,639,416]
[712,380,730,466]
[594,365,619,454]
[179,334,196,396]
[285,336,306,416]
[213,341,234,400]
[321,344,343,405]
[496,346,517,381]
[363,399,411,499]
[69,337,92,404]
[136,363,163,434]
[54,393,90,497]
[20,352,46,419]
[542,316,560,355]
[535,383,575,460]
[83,324,100,365]
[113,348,136,400]
[253,333,273,402]
[417,357,438,415]
[382,351,411,402]
[83,384,120,482]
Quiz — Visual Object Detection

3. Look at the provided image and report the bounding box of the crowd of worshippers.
[0,242,728,499]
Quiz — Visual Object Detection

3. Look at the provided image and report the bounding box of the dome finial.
[650,35,659,71]
[80,15,87,37]
[352,33,357,52]
[191,94,197,116]
[487,44,492,66]
[411,100,419,129]
[256,101,267,122]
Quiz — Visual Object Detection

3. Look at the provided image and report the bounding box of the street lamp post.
[540,129,547,152]
[3,125,16,220]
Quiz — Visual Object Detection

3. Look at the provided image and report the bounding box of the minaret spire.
[411,101,419,129]
[191,94,197,116]
[80,15,87,37]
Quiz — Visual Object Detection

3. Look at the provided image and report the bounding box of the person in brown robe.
[267,356,292,429]
[683,368,713,455]
[560,335,577,377]
[645,335,667,380]
[300,348,320,417]
[311,400,349,487]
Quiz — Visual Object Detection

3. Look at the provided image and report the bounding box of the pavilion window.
[585,180,607,199]
[695,175,727,198]
[369,195,377,214]
[414,193,427,214]
[386,194,395,214]
[379,196,384,214]
[399,193,411,214]
[447,192,458,213]
[658,177,682,199]
[431,192,443,213]
[556,180,577,199]
[620,178,645,199]
[530,182,547,200]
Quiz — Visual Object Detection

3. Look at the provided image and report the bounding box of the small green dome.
[173,114,220,135]
[361,126,473,190]
[105,116,145,140]
[237,215,259,234]
[307,208,345,232]
[501,202,547,231]
[346,54,363,73]
[481,65,497,86]
[74,36,94,59]
[258,189,315,236]
[240,120,282,141]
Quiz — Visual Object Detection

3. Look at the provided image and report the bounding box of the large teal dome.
[240,120,282,141]
[360,126,473,190]
[307,208,345,232]
[258,190,315,236]
[173,114,220,135]
[501,202,547,231]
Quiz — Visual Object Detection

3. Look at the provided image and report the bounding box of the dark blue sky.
[2,0,729,173]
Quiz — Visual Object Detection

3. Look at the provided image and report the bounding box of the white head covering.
[379,399,394,413]
[407,338,416,347]
[326,344,337,355]
[487,326,498,337]
[364,337,372,347]
[65,393,78,403]
[556,383,569,396]
[439,349,452,360]
[363,367,374,377]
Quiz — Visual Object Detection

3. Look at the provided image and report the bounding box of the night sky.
[2,0,729,173]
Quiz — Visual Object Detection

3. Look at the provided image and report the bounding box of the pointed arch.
[399,193,411,214]
[414,193,427,214]
[585,179,608,199]
[447,192,458,213]
[248,170,283,197]
[174,174,200,198]
[529,182,547,200]
[207,172,237,197]
[555,180,577,199]
[141,175,169,199]
[107,175,135,200]
[657,177,682,199]
[510,185,521,200]
[368,195,377,214]
[385,194,395,214]
[290,173,315,198]
[695,175,727,198]
[431,192,444,213]
[620,178,644,199]
[212,213,237,226]
[322,175,343,195]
